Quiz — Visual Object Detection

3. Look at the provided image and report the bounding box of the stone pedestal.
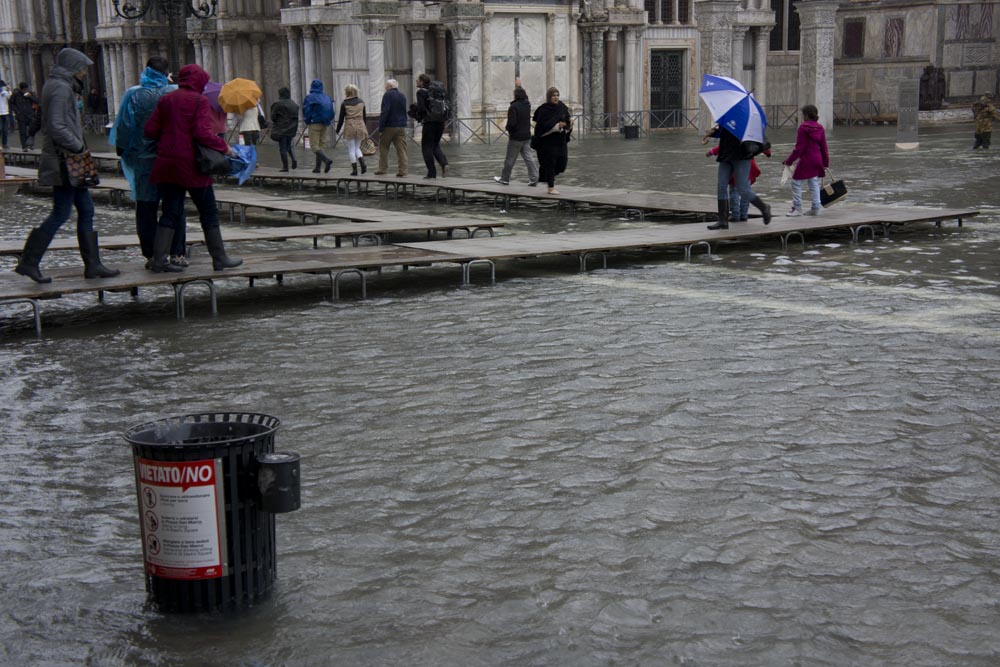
[795,0,838,132]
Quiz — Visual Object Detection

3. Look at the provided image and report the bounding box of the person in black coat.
[270,86,300,172]
[532,87,572,195]
[702,124,772,230]
[493,86,538,186]
[412,73,449,179]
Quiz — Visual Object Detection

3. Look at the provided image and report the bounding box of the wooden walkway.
[0,202,977,334]
[246,166,720,218]
[3,148,120,170]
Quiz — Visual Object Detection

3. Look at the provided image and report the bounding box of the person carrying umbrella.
[302,79,335,173]
[143,63,242,273]
[699,75,772,230]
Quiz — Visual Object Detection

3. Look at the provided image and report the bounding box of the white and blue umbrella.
[698,74,768,143]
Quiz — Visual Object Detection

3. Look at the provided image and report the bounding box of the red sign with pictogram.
[136,458,225,580]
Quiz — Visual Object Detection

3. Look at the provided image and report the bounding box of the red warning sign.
[136,458,225,580]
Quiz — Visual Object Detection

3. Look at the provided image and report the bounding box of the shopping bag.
[820,170,848,208]
[780,164,793,186]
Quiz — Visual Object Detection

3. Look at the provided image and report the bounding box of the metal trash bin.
[124,412,299,613]
[623,125,640,140]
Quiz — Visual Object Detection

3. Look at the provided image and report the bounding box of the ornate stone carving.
[448,21,479,41]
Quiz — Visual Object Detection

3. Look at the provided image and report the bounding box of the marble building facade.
[0,0,997,136]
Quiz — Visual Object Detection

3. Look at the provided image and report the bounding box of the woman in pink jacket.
[144,63,241,273]
[783,104,829,216]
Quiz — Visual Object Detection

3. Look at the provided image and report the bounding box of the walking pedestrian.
[532,87,572,195]
[706,143,770,221]
[302,79,335,173]
[782,104,829,216]
[375,79,408,177]
[110,55,177,267]
[143,63,242,274]
[413,73,449,179]
[13,48,120,284]
[702,125,772,230]
[239,103,261,146]
[0,80,11,149]
[494,85,538,186]
[11,83,38,149]
[335,83,368,175]
[270,86,299,172]
[972,94,1000,150]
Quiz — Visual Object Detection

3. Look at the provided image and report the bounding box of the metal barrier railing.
[833,101,882,126]
[82,114,112,135]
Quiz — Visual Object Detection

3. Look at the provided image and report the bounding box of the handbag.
[360,136,376,156]
[195,142,231,176]
[820,170,848,208]
[64,150,100,187]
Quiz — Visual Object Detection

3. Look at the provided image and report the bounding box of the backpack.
[426,82,450,122]
[741,137,771,160]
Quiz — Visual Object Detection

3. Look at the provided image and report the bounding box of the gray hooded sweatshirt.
[38,48,92,187]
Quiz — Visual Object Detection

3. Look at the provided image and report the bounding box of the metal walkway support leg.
[461,259,496,286]
[852,225,876,243]
[2,298,42,336]
[579,251,609,272]
[471,226,496,238]
[330,268,367,300]
[173,279,218,319]
[781,231,806,251]
[685,241,711,262]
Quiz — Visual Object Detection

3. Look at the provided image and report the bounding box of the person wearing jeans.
[494,86,538,186]
[14,48,119,284]
[783,104,829,216]
[143,63,241,273]
[270,86,300,172]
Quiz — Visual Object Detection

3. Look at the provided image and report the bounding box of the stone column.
[138,41,152,73]
[316,25,334,91]
[286,27,302,101]
[108,43,122,117]
[407,26,426,99]
[101,44,115,116]
[250,34,265,90]
[568,11,581,107]
[124,41,139,87]
[581,29,591,119]
[587,27,607,126]
[545,12,556,91]
[202,37,217,81]
[731,26,747,89]
[624,26,643,112]
[605,29,618,126]
[795,0,838,132]
[693,0,739,131]
[434,27,448,84]
[753,27,770,105]
[220,36,235,83]
[480,12,494,114]
[362,21,389,113]
[301,27,317,90]
[448,21,479,140]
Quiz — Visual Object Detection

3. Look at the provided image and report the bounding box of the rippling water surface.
[1,126,999,666]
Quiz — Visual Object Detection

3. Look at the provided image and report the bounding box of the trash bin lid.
[124,412,281,449]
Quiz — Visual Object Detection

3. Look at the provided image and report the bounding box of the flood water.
[2,125,1000,666]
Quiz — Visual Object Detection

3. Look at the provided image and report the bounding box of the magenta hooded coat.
[783,120,829,180]
[144,64,229,189]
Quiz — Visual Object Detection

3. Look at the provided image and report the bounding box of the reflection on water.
[1,126,999,666]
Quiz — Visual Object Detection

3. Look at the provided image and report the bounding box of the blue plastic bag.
[228,144,257,186]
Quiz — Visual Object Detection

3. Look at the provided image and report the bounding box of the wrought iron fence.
[82,114,112,135]
[833,101,882,126]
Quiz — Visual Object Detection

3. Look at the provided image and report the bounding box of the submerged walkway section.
[0,202,976,334]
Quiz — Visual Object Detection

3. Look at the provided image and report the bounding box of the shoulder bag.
[360,136,376,156]
[64,150,100,187]
[194,97,231,175]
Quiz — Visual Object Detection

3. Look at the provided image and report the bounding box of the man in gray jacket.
[14,47,119,283]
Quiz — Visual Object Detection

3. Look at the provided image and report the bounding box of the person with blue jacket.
[110,55,181,265]
[302,79,335,173]
[375,78,408,177]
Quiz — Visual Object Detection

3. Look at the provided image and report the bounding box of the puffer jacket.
[37,48,91,187]
[144,63,229,189]
[784,120,829,180]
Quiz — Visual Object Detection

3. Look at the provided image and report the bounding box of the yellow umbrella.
[217,78,262,114]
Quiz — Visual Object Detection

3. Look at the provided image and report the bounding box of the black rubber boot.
[319,152,333,173]
[351,163,358,176]
[204,226,243,270]
[150,226,183,273]
[750,196,772,225]
[291,154,298,169]
[707,199,729,230]
[78,231,121,279]
[14,227,55,284]
[279,155,289,172]
[358,157,367,174]
[312,155,321,173]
